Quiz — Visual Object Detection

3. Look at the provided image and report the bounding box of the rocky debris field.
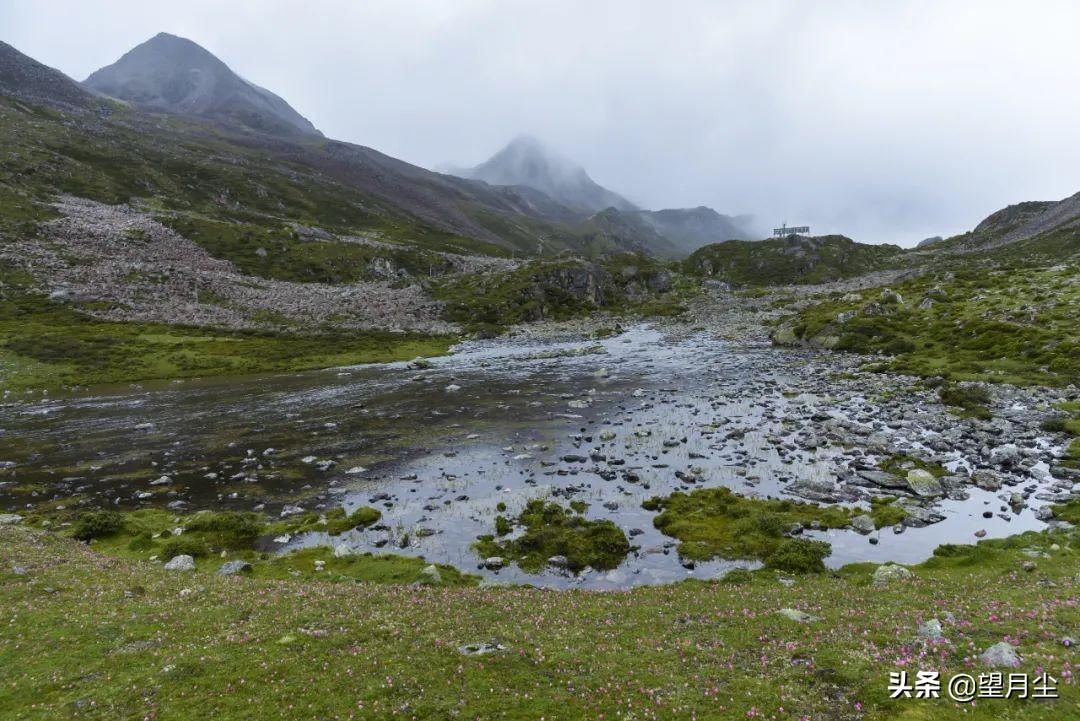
[0,196,457,333]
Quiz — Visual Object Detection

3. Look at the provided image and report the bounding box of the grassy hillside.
[685,235,906,286]
[2,515,1077,719]
[773,227,1080,386]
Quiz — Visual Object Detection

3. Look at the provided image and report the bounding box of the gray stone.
[164,555,195,572]
[483,557,505,570]
[906,469,943,498]
[851,514,876,534]
[217,560,252,576]
[917,618,943,640]
[0,514,23,525]
[980,642,1021,667]
[872,564,913,586]
[458,641,505,656]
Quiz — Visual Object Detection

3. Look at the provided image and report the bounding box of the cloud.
[2,0,1079,245]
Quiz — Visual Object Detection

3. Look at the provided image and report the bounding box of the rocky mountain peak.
[83,32,321,137]
[456,135,636,214]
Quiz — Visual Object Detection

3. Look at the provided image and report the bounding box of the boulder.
[906,469,943,498]
[0,514,23,525]
[851,514,876,534]
[917,618,943,640]
[980,642,1021,667]
[164,555,195,572]
[217,560,252,576]
[872,564,913,586]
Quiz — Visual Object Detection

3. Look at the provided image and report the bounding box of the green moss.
[183,511,264,548]
[763,538,831,574]
[474,500,630,572]
[938,383,992,419]
[160,536,210,560]
[324,506,382,535]
[645,487,851,565]
[869,497,908,528]
[248,547,477,586]
[71,510,125,541]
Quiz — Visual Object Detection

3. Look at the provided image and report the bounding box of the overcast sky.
[3,0,1079,245]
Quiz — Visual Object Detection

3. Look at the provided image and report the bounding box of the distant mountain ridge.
[637,206,752,254]
[84,32,321,137]
[454,136,755,254]
[455,135,636,214]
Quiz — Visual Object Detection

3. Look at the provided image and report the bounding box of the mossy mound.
[644,487,852,567]
[474,500,630,572]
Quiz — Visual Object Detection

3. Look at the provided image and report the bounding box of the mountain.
[0,40,98,109]
[84,33,321,137]
[456,135,636,214]
[578,207,681,258]
[685,235,905,286]
[969,192,1080,249]
[636,206,753,253]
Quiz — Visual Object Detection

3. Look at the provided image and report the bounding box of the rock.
[872,564,913,586]
[217,560,252,576]
[972,470,1003,491]
[458,641,505,656]
[333,544,355,558]
[547,555,569,568]
[850,514,876,534]
[444,384,461,393]
[408,357,434,370]
[599,430,616,441]
[778,608,818,623]
[917,618,943,640]
[279,505,305,518]
[980,641,1021,667]
[906,469,943,497]
[483,557,505,570]
[164,555,195,572]
[1021,560,1037,572]
[0,514,23,525]
[417,564,442,584]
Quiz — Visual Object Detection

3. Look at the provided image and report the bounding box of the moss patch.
[643,487,852,565]
[474,500,630,572]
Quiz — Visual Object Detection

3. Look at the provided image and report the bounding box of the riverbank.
[1,518,1076,720]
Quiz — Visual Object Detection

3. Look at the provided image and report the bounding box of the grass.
[42,508,471,588]
[684,234,906,287]
[1,518,1077,719]
[779,263,1080,386]
[0,277,454,391]
[474,500,631,572]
